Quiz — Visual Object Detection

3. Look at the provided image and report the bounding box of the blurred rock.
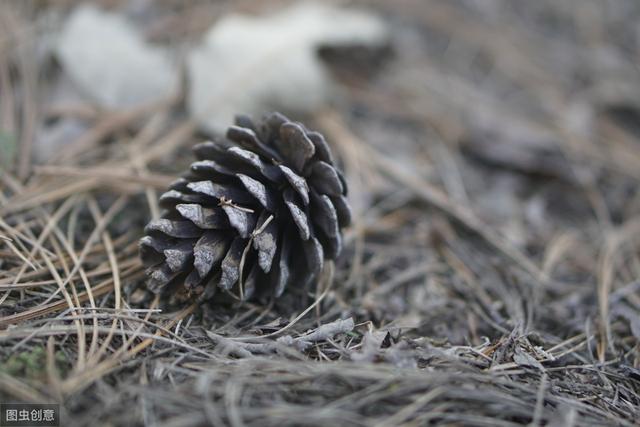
[187,2,389,133]
[56,6,178,109]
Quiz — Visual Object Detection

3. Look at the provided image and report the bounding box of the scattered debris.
[206,317,355,356]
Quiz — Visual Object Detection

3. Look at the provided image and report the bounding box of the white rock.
[188,2,389,133]
[56,6,178,109]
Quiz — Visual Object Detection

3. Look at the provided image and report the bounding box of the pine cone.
[139,112,351,303]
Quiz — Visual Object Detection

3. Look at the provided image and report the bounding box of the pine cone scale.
[145,219,201,238]
[219,236,248,290]
[279,165,310,205]
[308,161,344,197]
[226,147,284,184]
[236,174,278,211]
[187,181,256,206]
[307,132,334,164]
[227,125,282,162]
[301,236,324,286]
[159,189,205,207]
[277,122,316,172]
[273,235,292,297]
[252,212,278,273]
[221,205,257,238]
[330,194,352,228]
[283,188,311,241]
[191,159,237,178]
[193,231,229,277]
[175,204,228,229]
[164,245,193,272]
[310,191,342,259]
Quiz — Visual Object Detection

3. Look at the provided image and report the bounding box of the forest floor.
[1,1,639,426]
